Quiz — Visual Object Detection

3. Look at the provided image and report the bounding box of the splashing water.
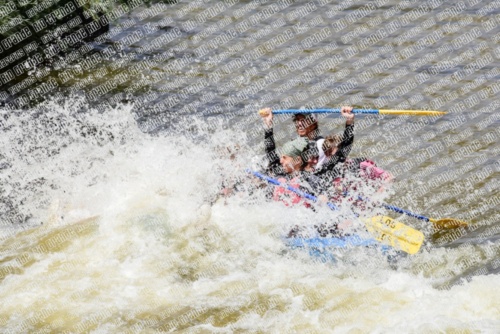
[0,98,499,332]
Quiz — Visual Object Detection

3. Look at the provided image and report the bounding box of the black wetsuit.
[264,127,287,177]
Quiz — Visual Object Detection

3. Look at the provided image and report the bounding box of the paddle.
[248,170,424,254]
[248,170,339,211]
[343,192,468,229]
[260,109,446,116]
[380,202,468,229]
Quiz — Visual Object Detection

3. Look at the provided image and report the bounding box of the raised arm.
[336,122,354,161]
[260,108,285,175]
[315,106,354,175]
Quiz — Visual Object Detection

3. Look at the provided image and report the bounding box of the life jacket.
[330,158,391,205]
[272,177,311,208]
[359,159,391,181]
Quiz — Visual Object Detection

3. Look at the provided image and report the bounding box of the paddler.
[260,109,319,207]
[259,107,322,167]
[294,106,355,195]
[261,107,304,177]
[310,106,355,175]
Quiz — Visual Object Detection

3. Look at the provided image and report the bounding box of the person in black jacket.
[261,108,303,178]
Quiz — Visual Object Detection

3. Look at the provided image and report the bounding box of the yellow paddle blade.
[429,218,468,229]
[363,216,424,255]
[378,109,446,116]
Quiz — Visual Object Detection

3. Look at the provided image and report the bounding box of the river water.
[0,0,499,332]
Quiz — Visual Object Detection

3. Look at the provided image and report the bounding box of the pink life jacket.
[359,159,391,181]
[272,177,311,208]
[331,159,391,202]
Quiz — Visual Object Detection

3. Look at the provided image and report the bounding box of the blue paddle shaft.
[273,109,379,114]
[348,193,431,222]
[381,203,430,222]
[248,170,339,211]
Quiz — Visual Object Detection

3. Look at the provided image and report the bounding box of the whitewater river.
[0,0,499,332]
